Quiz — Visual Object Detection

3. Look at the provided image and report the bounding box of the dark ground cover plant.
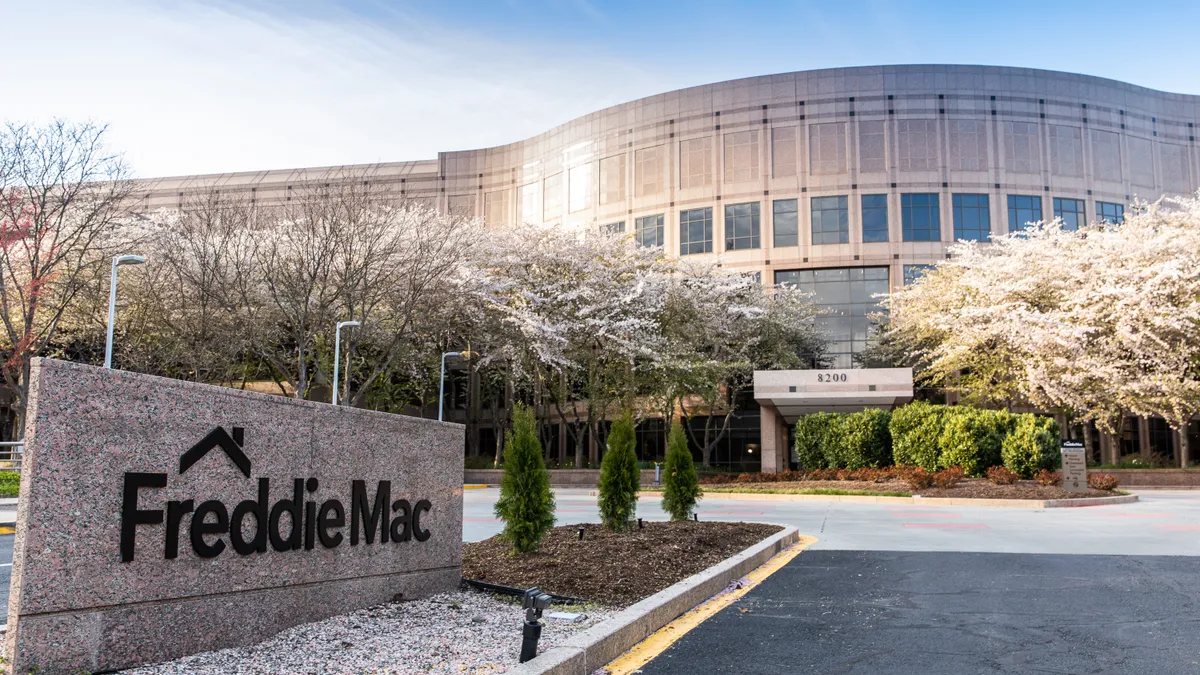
[1088,473,1120,490]
[1034,469,1062,486]
[986,465,1021,485]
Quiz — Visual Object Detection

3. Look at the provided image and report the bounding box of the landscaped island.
[462,521,783,606]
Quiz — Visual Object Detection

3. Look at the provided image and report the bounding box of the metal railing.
[0,441,23,472]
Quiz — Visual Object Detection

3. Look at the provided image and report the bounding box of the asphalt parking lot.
[464,488,1200,673]
[635,549,1200,674]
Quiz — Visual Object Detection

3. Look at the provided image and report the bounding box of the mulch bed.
[701,478,1116,499]
[462,521,782,607]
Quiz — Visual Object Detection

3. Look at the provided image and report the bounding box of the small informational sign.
[1061,440,1088,493]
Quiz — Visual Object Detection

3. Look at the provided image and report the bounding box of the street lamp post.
[438,349,474,422]
[104,254,147,369]
[332,320,361,406]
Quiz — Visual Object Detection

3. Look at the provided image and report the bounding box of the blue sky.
[6,0,1200,177]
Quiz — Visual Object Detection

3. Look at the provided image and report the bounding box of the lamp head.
[116,254,146,266]
[338,320,361,329]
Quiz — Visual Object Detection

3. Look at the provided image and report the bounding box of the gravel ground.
[122,590,616,675]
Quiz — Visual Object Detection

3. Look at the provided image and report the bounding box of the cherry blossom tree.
[885,194,1200,457]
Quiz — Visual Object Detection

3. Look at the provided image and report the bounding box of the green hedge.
[794,403,1062,476]
[1001,415,1061,477]
[793,410,892,469]
[0,471,19,498]
[938,408,1008,476]
[889,401,945,471]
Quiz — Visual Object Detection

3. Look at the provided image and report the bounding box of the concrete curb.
[506,525,801,675]
[637,490,1139,509]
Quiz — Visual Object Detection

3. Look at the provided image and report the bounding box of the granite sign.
[6,358,463,674]
[1061,440,1089,493]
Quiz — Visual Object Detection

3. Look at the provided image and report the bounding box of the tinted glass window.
[772,199,798,247]
[679,207,713,255]
[901,193,940,242]
[811,195,849,244]
[952,194,990,241]
[1007,195,1042,232]
[861,194,888,243]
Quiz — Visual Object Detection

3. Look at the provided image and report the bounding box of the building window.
[1128,136,1155,188]
[1096,201,1124,225]
[484,189,508,225]
[448,194,476,217]
[568,163,593,213]
[809,122,847,174]
[861,194,888,243]
[635,214,664,248]
[680,138,712,189]
[1007,194,1042,232]
[723,131,759,183]
[771,127,797,177]
[858,121,886,173]
[602,221,625,235]
[635,145,664,197]
[952,194,989,241]
[811,196,849,244]
[679,207,713,255]
[1091,129,1122,182]
[543,173,563,218]
[774,267,889,369]
[949,120,988,171]
[897,119,938,171]
[599,154,626,205]
[901,193,940,242]
[520,182,539,223]
[1048,125,1084,177]
[903,264,935,285]
[1003,121,1040,174]
[1053,197,1085,230]
[724,202,760,250]
[772,199,798,247]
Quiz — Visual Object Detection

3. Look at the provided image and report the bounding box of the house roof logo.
[179,426,251,478]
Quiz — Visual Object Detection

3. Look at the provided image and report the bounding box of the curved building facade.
[138,64,1200,469]
[142,64,1200,369]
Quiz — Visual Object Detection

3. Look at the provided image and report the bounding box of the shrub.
[898,466,934,490]
[794,413,836,469]
[598,412,640,531]
[464,455,496,470]
[661,421,701,521]
[832,409,893,469]
[986,465,1021,485]
[938,408,1006,476]
[1088,473,1120,491]
[493,403,556,553]
[1001,415,1061,477]
[890,401,944,471]
[931,466,964,488]
[1034,469,1062,486]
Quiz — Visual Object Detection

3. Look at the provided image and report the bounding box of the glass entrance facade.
[774,266,889,368]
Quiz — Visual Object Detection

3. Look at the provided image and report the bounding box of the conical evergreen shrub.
[661,420,701,520]
[493,403,556,553]
[598,411,639,531]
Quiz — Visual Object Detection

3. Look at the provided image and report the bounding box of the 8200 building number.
[816,373,848,383]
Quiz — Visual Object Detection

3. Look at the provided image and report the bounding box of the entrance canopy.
[753,368,914,423]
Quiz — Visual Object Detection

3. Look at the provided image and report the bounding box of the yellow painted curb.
[463,484,489,490]
[603,534,817,675]
[0,526,14,535]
